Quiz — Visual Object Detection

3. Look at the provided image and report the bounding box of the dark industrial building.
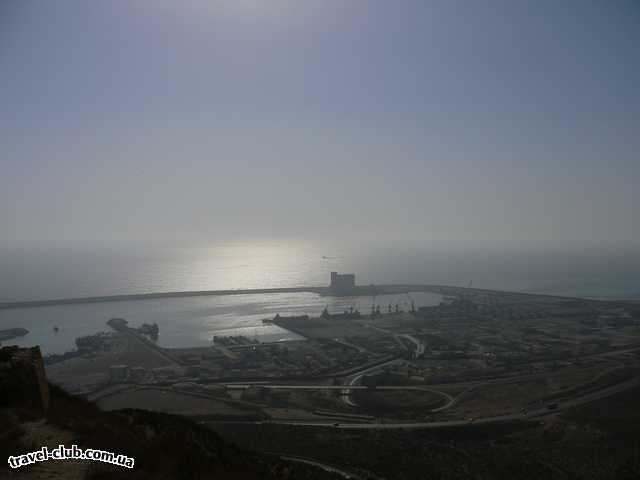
[330,272,356,294]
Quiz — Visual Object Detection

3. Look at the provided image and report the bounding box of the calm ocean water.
[1,241,639,354]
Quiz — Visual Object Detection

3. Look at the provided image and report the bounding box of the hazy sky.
[1,0,639,249]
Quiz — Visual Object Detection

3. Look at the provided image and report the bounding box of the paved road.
[205,376,640,430]
[225,384,449,392]
[398,334,426,357]
[272,453,364,479]
[224,381,455,411]
[340,358,405,407]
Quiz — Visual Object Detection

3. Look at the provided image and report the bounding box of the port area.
[42,285,640,427]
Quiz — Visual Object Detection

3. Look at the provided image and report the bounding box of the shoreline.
[0,283,598,312]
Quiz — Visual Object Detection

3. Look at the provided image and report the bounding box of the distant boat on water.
[322,255,342,259]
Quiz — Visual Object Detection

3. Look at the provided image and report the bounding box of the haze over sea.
[1,241,639,354]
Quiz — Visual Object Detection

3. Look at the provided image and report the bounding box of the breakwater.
[0,287,327,310]
[0,284,445,311]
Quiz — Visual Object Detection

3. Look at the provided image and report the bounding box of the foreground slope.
[1,384,341,480]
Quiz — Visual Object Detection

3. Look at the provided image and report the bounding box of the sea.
[1,241,639,354]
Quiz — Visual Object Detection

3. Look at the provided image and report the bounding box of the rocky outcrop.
[0,345,49,415]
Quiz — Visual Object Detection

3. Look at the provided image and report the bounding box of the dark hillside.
[2,384,341,480]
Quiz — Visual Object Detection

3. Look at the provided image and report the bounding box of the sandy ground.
[97,387,254,417]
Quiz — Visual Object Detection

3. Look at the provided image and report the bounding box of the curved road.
[268,453,370,480]
[206,376,640,430]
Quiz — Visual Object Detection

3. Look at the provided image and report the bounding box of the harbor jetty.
[0,327,29,342]
[0,283,424,311]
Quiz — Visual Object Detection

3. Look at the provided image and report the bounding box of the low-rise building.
[109,364,129,382]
